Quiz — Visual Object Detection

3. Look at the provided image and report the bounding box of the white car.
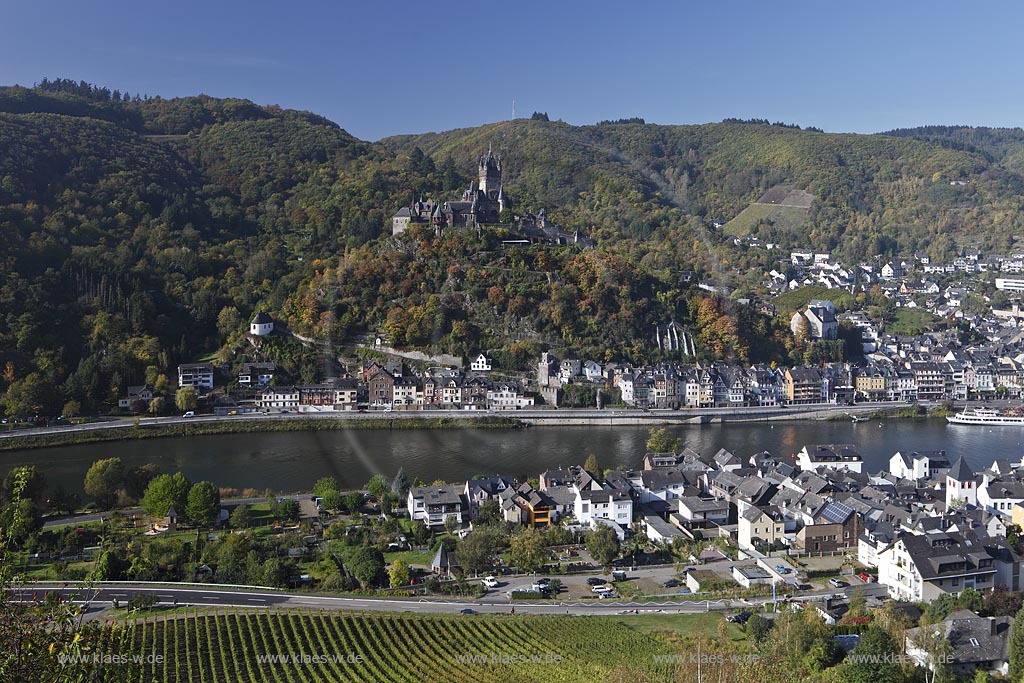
[481,576,499,588]
[592,584,613,594]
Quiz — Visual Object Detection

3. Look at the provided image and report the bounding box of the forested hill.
[3,81,1024,418]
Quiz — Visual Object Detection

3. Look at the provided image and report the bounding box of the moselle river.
[1,418,1022,497]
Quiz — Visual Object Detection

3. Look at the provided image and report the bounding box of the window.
[952,578,959,586]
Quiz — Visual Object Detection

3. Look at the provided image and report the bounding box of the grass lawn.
[889,307,938,335]
[383,548,434,566]
[607,611,748,641]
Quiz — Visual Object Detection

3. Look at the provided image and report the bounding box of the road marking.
[246,598,265,603]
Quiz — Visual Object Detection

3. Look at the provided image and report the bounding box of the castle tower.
[478,146,502,201]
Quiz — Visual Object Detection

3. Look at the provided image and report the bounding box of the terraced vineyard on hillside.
[130,610,678,683]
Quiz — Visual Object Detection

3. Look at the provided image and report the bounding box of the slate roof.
[906,610,1011,667]
[948,456,975,481]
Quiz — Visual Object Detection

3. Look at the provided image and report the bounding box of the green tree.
[509,526,547,573]
[313,477,339,498]
[175,387,197,413]
[1010,604,1024,681]
[271,498,300,522]
[345,546,385,588]
[342,491,363,513]
[147,396,165,415]
[84,457,124,509]
[842,625,901,683]
[586,525,620,567]
[141,472,192,517]
[47,484,80,515]
[366,474,390,500]
[230,504,252,529]
[476,498,502,526]
[645,427,680,453]
[389,558,410,588]
[320,489,343,511]
[584,453,601,474]
[455,530,498,576]
[123,463,160,501]
[185,481,220,526]
[746,613,774,643]
[61,399,80,419]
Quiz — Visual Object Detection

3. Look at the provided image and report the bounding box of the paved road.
[5,581,889,617]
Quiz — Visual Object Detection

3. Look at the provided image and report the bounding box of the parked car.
[858,572,876,583]
[459,608,476,615]
[828,578,847,588]
[774,564,791,574]
[597,591,618,599]
[531,579,551,591]
[611,570,627,581]
[726,611,752,624]
[587,577,606,586]
[182,411,195,418]
[482,576,499,588]
[661,578,682,588]
[592,584,613,594]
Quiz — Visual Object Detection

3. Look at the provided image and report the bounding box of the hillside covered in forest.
[3,79,1024,417]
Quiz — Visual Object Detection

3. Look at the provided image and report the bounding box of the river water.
[1,419,1021,497]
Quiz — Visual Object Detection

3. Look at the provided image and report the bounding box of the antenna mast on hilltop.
[511,99,515,120]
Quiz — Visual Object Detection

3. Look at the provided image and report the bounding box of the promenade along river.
[2,418,1023,497]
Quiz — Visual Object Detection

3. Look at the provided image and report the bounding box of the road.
[0,400,945,442]
[5,581,889,617]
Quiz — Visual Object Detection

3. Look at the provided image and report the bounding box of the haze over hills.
[3,80,1024,416]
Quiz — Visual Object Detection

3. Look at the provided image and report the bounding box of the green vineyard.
[127,610,679,683]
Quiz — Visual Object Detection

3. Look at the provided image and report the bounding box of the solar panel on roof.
[821,502,854,524]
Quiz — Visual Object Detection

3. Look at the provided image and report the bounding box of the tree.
[342,492,363,513]
[84,457,124,509]
[271,498,300,522]
[147,396,165,415]
[47,485,80,515]
[1010,604,1024,681]
[455,530,498,576]
[842,625,901,683]
[345,546,385,588]
[391,467,410,498]
[141,472,191,517]
[366,474,390,501]
[313,477,339,498]
[509,526,547,573]
[746,613,774,642]
[584,454,601,474]
[0,466,46,543]
[586,525,620,567]
[230,504,253,529]
[389,558,410,588]
[476,498,502,526]
[185,481,220,526]
[61,399,80,419]
[175,387,197,413]
[848,586,867,617]
[645,427,680,453]
[320,489,343,511]
[909,618,953,683]
[123,463,160,501]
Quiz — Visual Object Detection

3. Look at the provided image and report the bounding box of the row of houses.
[257,362,533,412]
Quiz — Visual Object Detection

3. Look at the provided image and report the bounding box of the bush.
[127,593,158,611]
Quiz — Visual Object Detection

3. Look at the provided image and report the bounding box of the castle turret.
[478,146,502,200]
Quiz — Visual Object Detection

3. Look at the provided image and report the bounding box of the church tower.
[478,146,502,201]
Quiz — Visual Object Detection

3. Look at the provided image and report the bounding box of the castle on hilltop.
[392,147,508,235]
[391,146,594,247]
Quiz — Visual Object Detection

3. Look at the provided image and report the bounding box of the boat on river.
[947,407,1024,426]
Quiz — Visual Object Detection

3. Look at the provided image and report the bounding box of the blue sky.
[2,1,1022,140]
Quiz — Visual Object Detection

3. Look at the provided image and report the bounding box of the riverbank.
[0,415,524,452]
